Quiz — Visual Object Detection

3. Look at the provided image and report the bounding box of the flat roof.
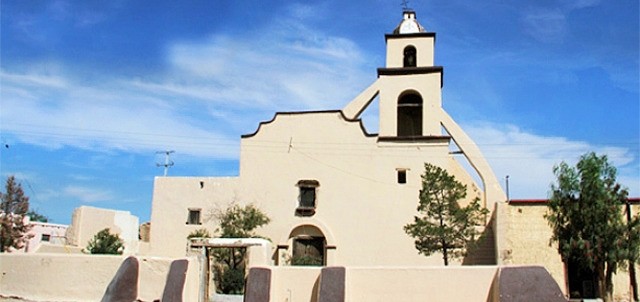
[508,197,640,205]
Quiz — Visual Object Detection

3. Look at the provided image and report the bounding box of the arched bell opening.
[403,45,417,67]
[397,91,423,137]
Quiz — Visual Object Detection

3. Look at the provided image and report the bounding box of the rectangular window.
[41,234,51,242]
[187,208,202,225]
[300,187,316,208]
[297,180,319,216]
[397,169,407,184]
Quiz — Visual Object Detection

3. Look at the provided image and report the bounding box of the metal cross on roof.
[402,0,411,11]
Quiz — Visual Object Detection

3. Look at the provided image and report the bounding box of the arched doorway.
[289,225,326,266]
[397,91,423,136]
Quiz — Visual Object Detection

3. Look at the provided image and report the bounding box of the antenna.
[156,150,175,176]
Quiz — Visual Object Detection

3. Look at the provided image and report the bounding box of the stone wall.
[502,200,640,301]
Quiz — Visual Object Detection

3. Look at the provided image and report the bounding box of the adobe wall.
[499,201,565,290]
[238,112,492,267]
[247,266,495,302]
[247,266,561,302]
[0,254,201,302]
[148,176,241,257]
[501,201,640,301]
[268,267,323,302]
[342,266,497,301]
[66,206,140,254]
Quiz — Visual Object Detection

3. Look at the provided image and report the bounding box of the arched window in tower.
[397,92,423,137]
[403,46,417,67]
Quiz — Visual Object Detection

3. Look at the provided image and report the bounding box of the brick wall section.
[503,199,640,301]
[502,201,565,291]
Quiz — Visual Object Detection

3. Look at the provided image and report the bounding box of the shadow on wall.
[245,265,567,302]
[463,209,497,265]
[101,257,189,302]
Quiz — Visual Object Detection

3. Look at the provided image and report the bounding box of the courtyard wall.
[0,253,201,302]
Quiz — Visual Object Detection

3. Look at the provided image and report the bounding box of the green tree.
[86,228,124,255]
[187,228,211,240]
[404,163,488,266]
[0,176,33,252]
[545,152,639,302]
[215,204,271,239]
[211,204,270,294]
[26,209,49,223]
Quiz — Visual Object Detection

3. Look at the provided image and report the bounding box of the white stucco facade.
[147,11,506,266]
[66,206,140,254]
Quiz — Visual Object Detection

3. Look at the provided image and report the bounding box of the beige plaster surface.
[344,266,497,302]
[66,206,139,254]
[385,35,435,68]
[267,266,322,302]
[0,254,201,302]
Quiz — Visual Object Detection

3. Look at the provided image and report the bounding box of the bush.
[219,267,245,294]
[291,255,323,266]
[86,228,124,255]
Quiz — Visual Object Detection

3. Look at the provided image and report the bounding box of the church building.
[148,10,505,267]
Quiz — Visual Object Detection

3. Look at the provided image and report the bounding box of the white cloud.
[522,9,567,43]
[63,185,113,203]
[165,20,371,111]
[462,122,639,199]
[1,69,68,89]
[562,0,601,10]
[0,69,241,158]
[0,12,375,162]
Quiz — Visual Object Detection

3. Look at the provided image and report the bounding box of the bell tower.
[377,10,443,138]
[341,9,506,214]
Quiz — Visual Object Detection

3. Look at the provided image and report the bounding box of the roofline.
[377,66,444,87]
[378,135,451,143]
[509,197,640,205]
[385,32,436,42]
[508,199,550,205]
[241,110,377,139]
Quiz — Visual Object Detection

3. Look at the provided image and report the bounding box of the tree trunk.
[596,262,606,301]
[603,262,615,302]
[631,260,638,302]
[442,239,449,266]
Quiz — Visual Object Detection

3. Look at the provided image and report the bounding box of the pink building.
[23,221,68,253]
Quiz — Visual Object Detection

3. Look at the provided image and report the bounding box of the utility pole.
[626,200,638,301]
[156,150,175,176]
[505,175,510,202]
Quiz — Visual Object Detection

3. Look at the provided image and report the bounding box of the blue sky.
[1,1,638,225]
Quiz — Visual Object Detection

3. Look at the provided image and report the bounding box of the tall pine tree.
[404,163,488,265]
[0,176,33,252]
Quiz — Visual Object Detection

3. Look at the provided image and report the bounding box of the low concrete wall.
[0,253,201,302]
[343,266,497,302]
[246,265,567,302]
[257,266,322,302]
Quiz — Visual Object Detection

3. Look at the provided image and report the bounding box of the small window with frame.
[187,208,202,225]
[41,234,51,242]
[297,180,319,216]
[397,169,407,184]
